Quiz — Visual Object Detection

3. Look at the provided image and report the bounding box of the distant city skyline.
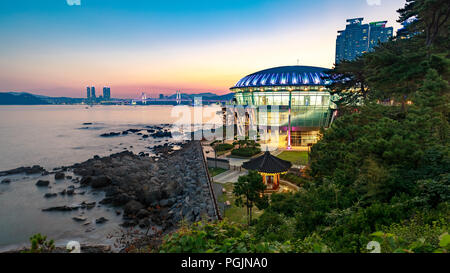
[0,0,406,98]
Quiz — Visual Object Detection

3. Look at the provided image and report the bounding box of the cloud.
[66,0,81,6]
[366,0,381,6]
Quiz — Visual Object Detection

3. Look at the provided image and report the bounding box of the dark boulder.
[124,200,144,216]
[151,131,172,138]
[100,132,121,137]
[0,165,46,176]
[99,197,113,205]
[44,193,57,198]
[121,219,138,227]
[72,216,87,222]
[136,209,150,219]
[80,176,92,186]
[42,205,79,212]
[159,198,176,207]
[162,180,182,198]
[95,217,109,224]
[139,218,151,228]
[36,180,50,187]
[55,172,65,180]
[80,201,96,209]
[138,190,161,206]
[112,193,132,206]
[91,176,112,188]
[1,178,11,184]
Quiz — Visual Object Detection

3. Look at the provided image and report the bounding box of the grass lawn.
[277,151,309,165]
[216,182,263,225]
[208,167,228,177]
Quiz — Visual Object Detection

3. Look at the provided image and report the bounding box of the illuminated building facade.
[336,18,393,64]
[231,66,337,149]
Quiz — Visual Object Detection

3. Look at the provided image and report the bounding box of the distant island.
[0,92,235,105]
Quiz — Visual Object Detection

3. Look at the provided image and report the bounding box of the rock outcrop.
[67,141,217,232]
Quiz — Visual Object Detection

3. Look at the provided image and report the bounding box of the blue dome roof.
[232,66,331,89]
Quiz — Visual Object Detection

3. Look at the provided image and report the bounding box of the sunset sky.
[0,0,406,98]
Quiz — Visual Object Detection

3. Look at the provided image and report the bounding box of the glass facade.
[231,66,336,148]
[234,91,332,128]
[233,90,334,148]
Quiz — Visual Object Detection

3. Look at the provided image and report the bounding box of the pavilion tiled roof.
[242,151,292,174]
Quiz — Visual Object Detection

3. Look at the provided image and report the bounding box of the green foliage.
[233,171,269,225]
[159,219,333,253]
[280,173,307,187]
[370,230,449,253]
[22,234,55,253]
[231,147,261,157]
[397,0,450,47]
[369,212,449,253]
[231,138,261,157]
[213,143,234,152]
[159,220,281,253]
[325,57,370,107]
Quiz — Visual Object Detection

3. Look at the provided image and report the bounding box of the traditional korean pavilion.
[242,151,292,191]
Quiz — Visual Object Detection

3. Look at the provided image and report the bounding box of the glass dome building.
[231,66,336,149]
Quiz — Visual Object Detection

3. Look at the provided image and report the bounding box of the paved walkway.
[212,169,248,184]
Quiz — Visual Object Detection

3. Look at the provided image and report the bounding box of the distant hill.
[0,92,50,105]
[0,92,85,105]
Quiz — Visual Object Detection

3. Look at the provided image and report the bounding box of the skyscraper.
[87,87,91,99]
[336,18,393,64]
[368,21,393,50]
[103,87,111,99]
[91,86,96,98]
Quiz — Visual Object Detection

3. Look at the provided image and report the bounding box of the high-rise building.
[91,86,96,98]
[87,87,91,99]
[159,94,164,99]
[336,18,393,64]
[368,21,393,50]
[396,19,417,40]
[103,87,111,99]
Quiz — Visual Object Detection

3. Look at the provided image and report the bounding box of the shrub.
[214,143,234,152]
[231,147,261,157]
[280,173,307,187]
[22,234,55,253]
[159,220,282,253]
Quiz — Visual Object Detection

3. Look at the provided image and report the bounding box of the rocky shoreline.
[69,140,217,230]
[0,140,218,252]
